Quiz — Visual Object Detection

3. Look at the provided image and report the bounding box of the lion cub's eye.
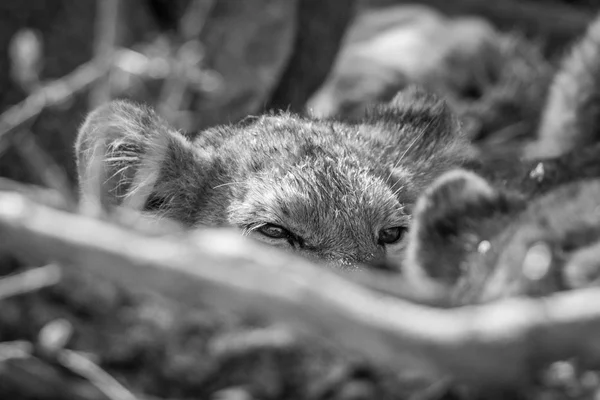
[378,226,407,245]
[256,223,294,240]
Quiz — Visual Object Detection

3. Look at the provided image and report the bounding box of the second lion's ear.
[376,86,479,191]
[75,100,211,214]
[404,169,523,286]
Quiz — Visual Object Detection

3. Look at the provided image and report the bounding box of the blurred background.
[0,0,596,189]
[1,2,600,399]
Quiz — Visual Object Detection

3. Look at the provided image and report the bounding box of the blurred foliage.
[0,0,356,187]
[0,0,95,185]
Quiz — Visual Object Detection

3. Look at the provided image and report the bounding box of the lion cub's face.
[75,88,473,269]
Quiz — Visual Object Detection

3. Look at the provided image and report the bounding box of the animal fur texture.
[405,167,600,305]
[76,12,600,279]
[526,8,600,159]
[76,87,474,269]
[405,12,600,302]
[305,4,552,144]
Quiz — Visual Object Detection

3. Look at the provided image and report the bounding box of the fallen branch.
[0,178,449,305]
[1,192,600,389]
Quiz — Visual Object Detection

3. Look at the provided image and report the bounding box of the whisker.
[385,124,428,184]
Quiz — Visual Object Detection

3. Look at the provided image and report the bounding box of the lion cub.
[75,87,474,269]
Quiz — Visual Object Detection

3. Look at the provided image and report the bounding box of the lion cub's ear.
[75,100,208,212]
[372,86,478,191]
[404,169,523,286]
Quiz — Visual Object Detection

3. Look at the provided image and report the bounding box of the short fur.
[306,5,552,145]
[76,86,474,268]
[76,13,600,276]
[526,12,600,159]
[404,13,600,301]
[404,169,525,286]
[404,168,600,305]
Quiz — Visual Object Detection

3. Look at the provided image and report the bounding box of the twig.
[0,178,183,235]
[179,0,216,40]
[57,349,138,400]
[340,268,451,307]
[0,341,33,363]
[0,177,71,211]
[0,176,446,304]
[0,61,108,155]
[1,192,600,388]
[0,265,62,301]
[89,0,121,108]
[0,356,109,400]
[157,0,215,125]
[13,132,77,209]
[0,320,138,400]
